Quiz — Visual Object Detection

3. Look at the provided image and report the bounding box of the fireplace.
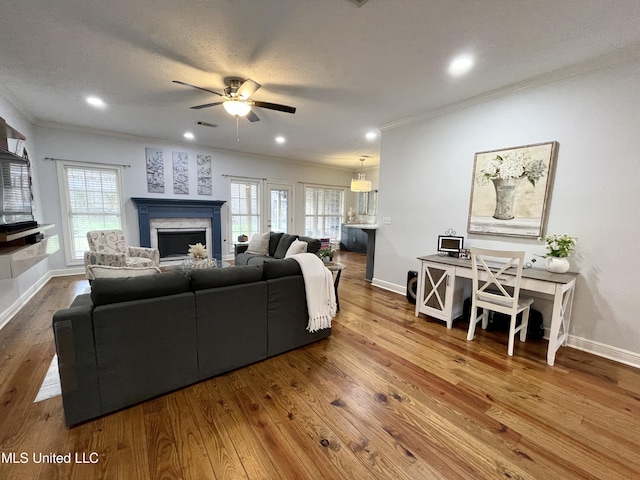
[157,229,206,259]
[149,217,211,260]
[132,198,226,262]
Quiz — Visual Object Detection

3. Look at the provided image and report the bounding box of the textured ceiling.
[1,0,640,169]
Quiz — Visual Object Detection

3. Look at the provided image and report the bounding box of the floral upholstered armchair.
[84,230,160,280]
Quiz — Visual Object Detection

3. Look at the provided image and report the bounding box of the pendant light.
[351,158,372,192]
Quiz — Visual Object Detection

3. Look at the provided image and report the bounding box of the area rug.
[34,355,61,402]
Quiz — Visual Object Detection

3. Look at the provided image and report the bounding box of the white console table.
[0,224,58,279]
[415,254,577,366]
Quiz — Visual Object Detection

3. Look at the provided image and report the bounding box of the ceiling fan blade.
[252,101,296,114]
[237,79,261,99]
[190,101,224,110]
[246,110,260,123]
[196,121,218,128]
[173,80,223,96]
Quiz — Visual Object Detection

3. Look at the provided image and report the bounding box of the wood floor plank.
[143,396,184,480]
[258,353,416,480]
[0,253,639,479]
[286,346,475,480]
[166,389,218,480]
[230,386,316,479]
[298,338,543,479]
[185,382,249,480]
[203,377,284,480]
[240,361,375,480]
[238,365,347,480]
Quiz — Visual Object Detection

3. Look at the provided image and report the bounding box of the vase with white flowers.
[477,151,546,220]
[532,234,577,273]
[182,242,217,269]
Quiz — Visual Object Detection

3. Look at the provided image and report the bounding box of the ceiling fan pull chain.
[236,115,240,142]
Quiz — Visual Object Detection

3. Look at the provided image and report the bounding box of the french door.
[266,183,293,233]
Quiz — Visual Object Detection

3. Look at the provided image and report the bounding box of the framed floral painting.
[467,141,558,238]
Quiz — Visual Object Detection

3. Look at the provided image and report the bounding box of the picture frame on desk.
[467,141,558,239]
[458,249,471,259]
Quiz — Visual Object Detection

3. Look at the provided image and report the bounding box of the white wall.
[374,57,640,360]
[0,96,53,326]
[33,125,356,268]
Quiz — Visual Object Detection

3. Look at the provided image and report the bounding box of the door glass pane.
[270,188,288,233]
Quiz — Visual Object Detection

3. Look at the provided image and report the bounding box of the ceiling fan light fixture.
[223,100,251,117]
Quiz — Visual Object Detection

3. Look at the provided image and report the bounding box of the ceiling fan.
[173,77,296,122]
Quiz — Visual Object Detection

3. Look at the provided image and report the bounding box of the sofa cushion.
[273,234,299,259]
[246,232,270,255]
[262,258,302,280]
[268,232,284,257]
[190,265,263,290]
[87,265,161,280]
[285,239,308,257]
[91,270,191,306]
[299,236,321,254]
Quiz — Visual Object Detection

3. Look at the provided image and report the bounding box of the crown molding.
[380,44,640,132]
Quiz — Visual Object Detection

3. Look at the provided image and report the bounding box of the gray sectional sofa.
[235,232,322,265]
[52,259,331,427]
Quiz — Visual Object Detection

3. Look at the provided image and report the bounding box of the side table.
[324,261,345,311]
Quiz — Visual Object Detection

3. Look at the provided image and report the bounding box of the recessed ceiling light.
[275,136,286,144]
[365,131,377,141]
[86,96,105,107]
[183,132,194,140]
[448,55,474,76]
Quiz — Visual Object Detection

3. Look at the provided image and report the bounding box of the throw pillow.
[273,233,299,259]
[268,232,284,257]
[285,239,308,257]
[299,236,321,254]
[246,232,270,255]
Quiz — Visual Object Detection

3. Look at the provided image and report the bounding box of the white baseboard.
[49,266,85,277]
[0,271,53,331]
[0,266,85,332]
[371,278,639,369]
[371,278,405,295]
[566,335,640,369]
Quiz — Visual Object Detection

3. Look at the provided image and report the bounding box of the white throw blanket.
[290,253,337,332]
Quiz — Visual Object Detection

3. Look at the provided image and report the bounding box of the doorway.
[266,183,293,233]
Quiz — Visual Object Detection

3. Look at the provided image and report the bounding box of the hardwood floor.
[1,251,639,479]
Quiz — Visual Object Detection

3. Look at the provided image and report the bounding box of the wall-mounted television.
[0,148,36,233]
[437,235,464,256]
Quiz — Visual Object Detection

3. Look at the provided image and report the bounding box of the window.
[229,178,261,248]
[0,158,31,219]
[304,185,344,240]
[57,161,124,263]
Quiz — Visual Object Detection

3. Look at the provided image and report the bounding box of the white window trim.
[56,159,126,266]
[302,183,346,240]
[227,176,264,253]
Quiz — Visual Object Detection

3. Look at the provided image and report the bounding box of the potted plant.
[533,234,577,273]
[316,247,334,263]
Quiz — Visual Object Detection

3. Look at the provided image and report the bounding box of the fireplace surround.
[157,228,207,259]
[132,198,226,261]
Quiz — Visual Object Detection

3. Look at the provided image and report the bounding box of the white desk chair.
[466,247,534,356]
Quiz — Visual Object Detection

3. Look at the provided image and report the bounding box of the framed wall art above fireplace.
[467,141,558,239]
